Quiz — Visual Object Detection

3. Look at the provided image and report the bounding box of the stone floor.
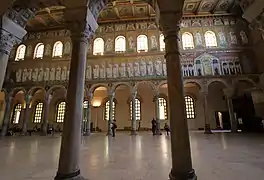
[0,132,264,180]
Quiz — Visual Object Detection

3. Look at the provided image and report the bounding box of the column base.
[169,169,197,180]
[106,132,113,136]
[54,170,87,180]
[231,128,238,133]
[130,130,137,136]
[156,130,162,135]
[83,132,91,136]
[204,124,212,134]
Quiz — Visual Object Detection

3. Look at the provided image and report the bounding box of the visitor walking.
[111,120,117,137]
[164,123,170,136]
[151,118,157,135]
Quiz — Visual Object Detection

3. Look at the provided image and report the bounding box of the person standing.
[111,120,117,137]
[164,123,170,136]
[151,118,157,135]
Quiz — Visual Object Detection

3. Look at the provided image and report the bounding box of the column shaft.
[84,99,92,136]
[55,33,87,180]
[131,93,137,135]
[41,95,51,135]
[227,97,237,132]
[107,94,114,136]
[203,92,212,134]
[21,97,31,135]
[160,12,196,180]
[1,97,13,136]
[155,96,162,135]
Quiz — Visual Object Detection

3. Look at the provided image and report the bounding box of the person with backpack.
[111,120,117,137]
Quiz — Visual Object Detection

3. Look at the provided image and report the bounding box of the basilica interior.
[1,0,264,180]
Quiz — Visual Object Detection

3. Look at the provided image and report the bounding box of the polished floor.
[0,132,264,180]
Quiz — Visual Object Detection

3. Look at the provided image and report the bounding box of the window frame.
[137,35,148,53]
[182,32,195,50]
[159,34,165,51]
[33,102,44,123]
[204,31,218,47]
[185,96,195,119]
[93,38,104,55]
[34,43,45,59]
[52,41,63,58]
[115,36,126,53]
[12,103,22,124]
[15,44,26,61]
[56,101,66,123]
[130,98,141,121]
[104,100,116,121]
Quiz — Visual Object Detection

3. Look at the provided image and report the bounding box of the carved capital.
[159,11,182,37]
[223,88,235,98]
[25,94,32,104]
[64,7,98,43]
[0,29,20,55]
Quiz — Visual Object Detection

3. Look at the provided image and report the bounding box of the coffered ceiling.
[26,0,238,31]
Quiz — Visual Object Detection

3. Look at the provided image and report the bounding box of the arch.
[47,85,67,95]
[28,86,46,96]
[15,44,26,61]
[111,82,133,93]
[157,80,167,90]
[132,81,158,95]
[34,43,44,59]
[183,80,202,89]
[182,32,194,50]
[9,87,26,97]
[88,83,109,94]
[137,35,148,52]
[232,78,257,88]
[115,36,126,52]
[53,41,63,57]
[93,38,104,55]
[207,79,229,88]
[204,31,217,47]
[159,34,165,51]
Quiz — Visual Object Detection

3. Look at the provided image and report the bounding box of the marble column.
[21,94,32,135]
[154,95,162,135]
[202,90,212,134]
[84,94,93,136]
[224,88,237,132]
[1,96,13,137]
[160,12,197,180]
[131,91,137,135]
[107,92,115,136]
[41,94,52,136]
[54,7,97,180]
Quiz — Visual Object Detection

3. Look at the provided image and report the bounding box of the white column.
[131,91,137,135]
[154,95,162,135]
[1,96,13,136]
[107,92,115,136]
[21,94,32,135]
[41,94,52,136]
[55,7,98,180]
[159,11,197,180]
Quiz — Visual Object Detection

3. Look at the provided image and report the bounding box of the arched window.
[160,34,165,51]
[93,38,104,55]
[56,101,66,123]
[185,96,195,119]
[182,32,194,50]
[130,98,141,121]
[53,41,63,57]
[104,100,116,121]
[15,44,26,61]
[115,36,126,52]
[158,97,167,120]
[12,103,22,124]
[137,35,148,52]
[33,102,43,123]
[205,31,217,47]
[34,43,44,59]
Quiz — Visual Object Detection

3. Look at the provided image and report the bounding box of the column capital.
[5,95,13,102]
[45,94,52,103]
[87,92,93,101]
[159,11,182,37]
[108,91,115,98]
[223,88,235,98]
[64,7,98,43]
[132,91,137,98]
[25,94,32,104]
[153,94,160,102]
[0,29,20,55]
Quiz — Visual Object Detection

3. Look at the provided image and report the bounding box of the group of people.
[151,118,170,136]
